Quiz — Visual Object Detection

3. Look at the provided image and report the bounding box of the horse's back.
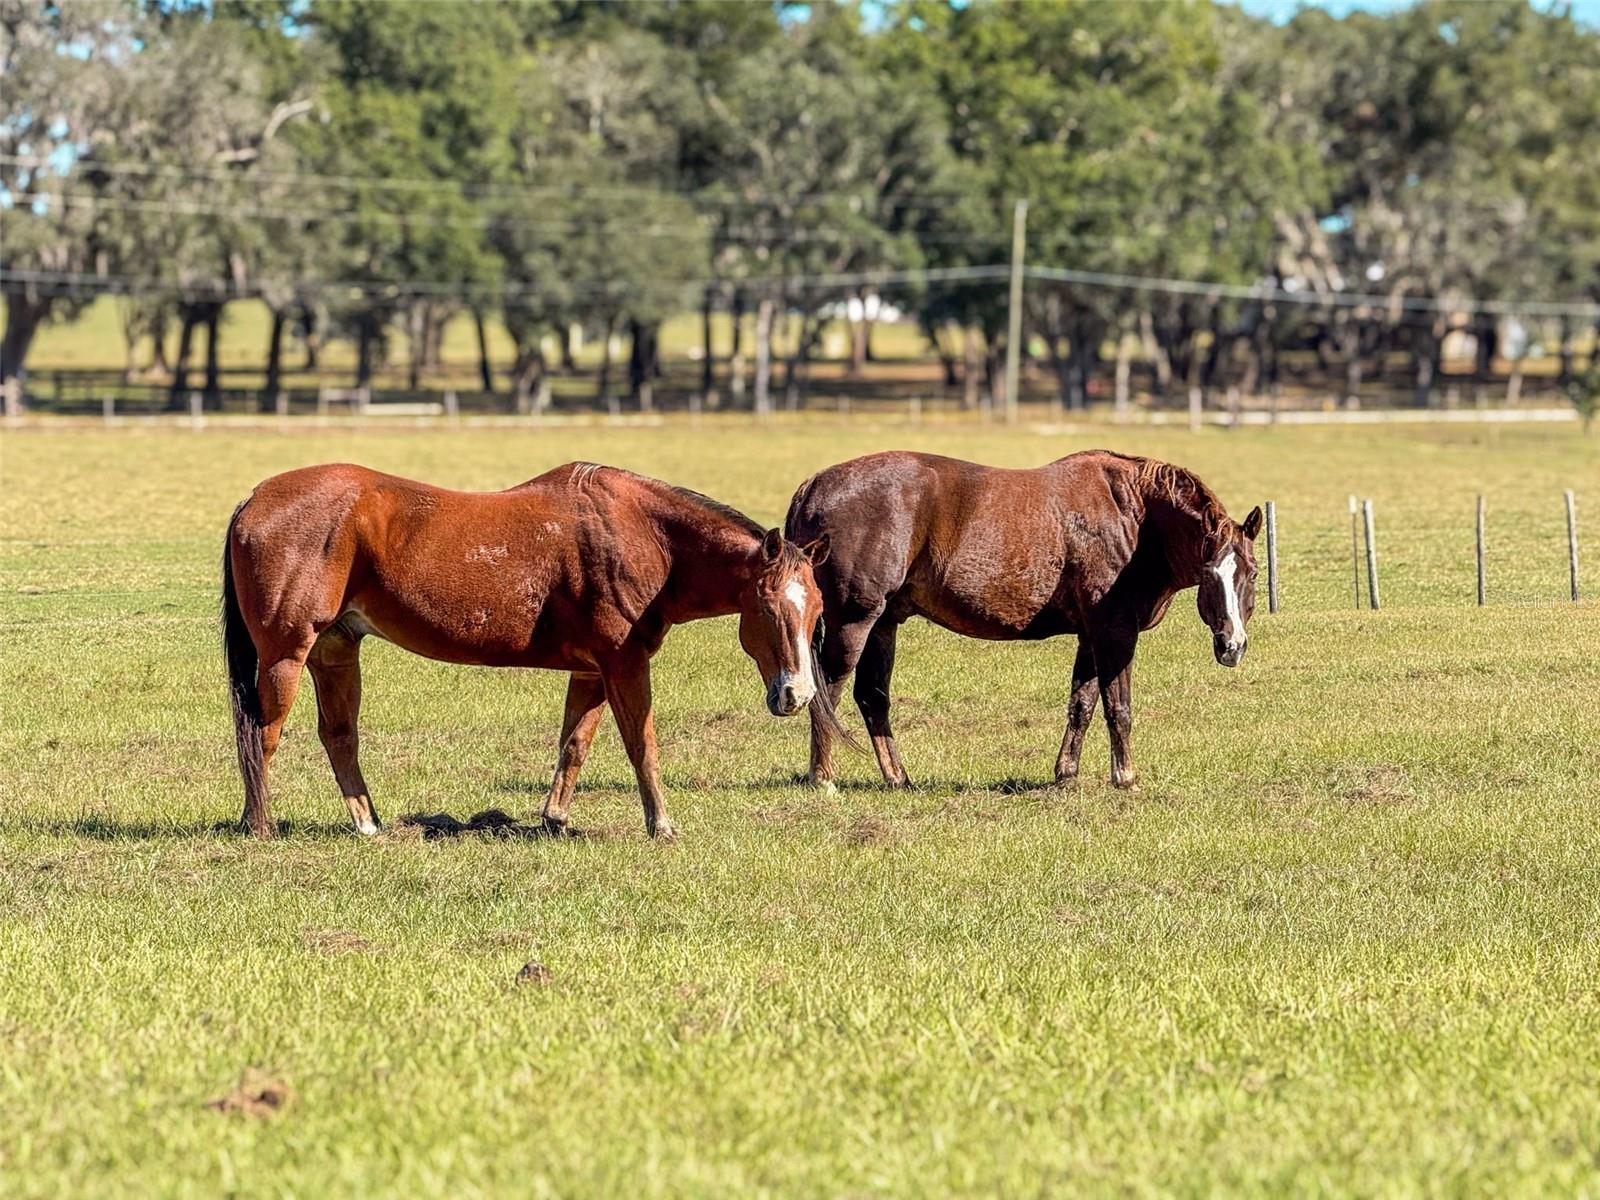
[790,450,1141,638]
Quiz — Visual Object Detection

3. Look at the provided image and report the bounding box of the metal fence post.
[1566,490,1580,602]
[1476,495,1486,606]
[1362,498,1381,611]
[1349,495,1361,609]
[1265,500,1279,614]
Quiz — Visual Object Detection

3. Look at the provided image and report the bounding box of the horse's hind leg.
[1054,636,1101,783]
[245,650,309,837]
[854,616,911,788]
[541,672,607,834]
[307,625,379,834]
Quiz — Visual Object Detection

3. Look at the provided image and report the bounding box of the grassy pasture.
[1,419,1598,1197]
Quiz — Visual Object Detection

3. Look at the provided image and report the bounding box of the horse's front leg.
[541,672,607,835]
[1092,629,1139,789]
[601,650,676,841]
[1054,636,1100,783]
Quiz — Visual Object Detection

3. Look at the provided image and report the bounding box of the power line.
[0,264,1009,301]
[4,262,1592,318]
[0,153,989,211]
[3,190,1011,247]
[1026,265,1600,318]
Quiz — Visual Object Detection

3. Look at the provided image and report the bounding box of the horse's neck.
[1144,497,1213,586]
[659,519,760,622]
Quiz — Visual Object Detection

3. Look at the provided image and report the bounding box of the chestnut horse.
[222,462,837,840]
[786,450,1262,791]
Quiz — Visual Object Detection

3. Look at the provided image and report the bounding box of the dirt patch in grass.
[1338,764,1416,806]
[206,1068,292,1118]
[301,928,375,956]
[841,814,900,847]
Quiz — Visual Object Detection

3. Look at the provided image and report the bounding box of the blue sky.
[1234,0,1600,24]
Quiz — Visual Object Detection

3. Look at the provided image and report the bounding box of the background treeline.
[2,0,1597,414]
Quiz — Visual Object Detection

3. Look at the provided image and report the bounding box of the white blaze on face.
[778,579,816,703]
[1213,551,1246,644]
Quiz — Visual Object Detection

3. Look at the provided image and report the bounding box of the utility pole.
[1004,199,1027,423]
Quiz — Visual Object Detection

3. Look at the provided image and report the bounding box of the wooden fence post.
[103,394,115,426]
[1566,490,1580,602]
[1362,498,1381,611]
[1265,501,1279,613]
[188,390,204,430]
[1476,495,1486,606]
[910,394,922,425]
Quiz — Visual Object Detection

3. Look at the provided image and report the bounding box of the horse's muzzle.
[766,675,812,717]
[1213,633,1246,668]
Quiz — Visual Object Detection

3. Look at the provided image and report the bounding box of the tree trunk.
[263,308,286,411]
[1505,358,1524,406]
[1113,329,1131,413]
[299,306,320,370]
[423,304,448,370]
[596,316,615,406]
[356,314,376,388]
[1413,323,1442,407]
[169,310,198,408]
[1557,316,1574,385]
[1339,322,1363,409]
[1,294,46,394]
[149,308,170,376]
[700,286,715,399]
[753,295,775,415]
[1138,311,1171,398]
[407,305,425,391]
[557,324,577,372]
[628,319,657,412]
[849,291,870,377]
[203,305,222,407]
[474,309,494,393]
[729,290,747,406]
[962,326,981,411]
[512,345,547,415]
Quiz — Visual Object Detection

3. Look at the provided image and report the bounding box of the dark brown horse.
[786,450,1262,791]
[222,462,836,840]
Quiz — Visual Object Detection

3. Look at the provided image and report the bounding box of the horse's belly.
[905,582,1076,642]
[343,592,588,671]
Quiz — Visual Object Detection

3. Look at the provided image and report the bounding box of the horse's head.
[739,528,830,717]
[1196,506,1263,667]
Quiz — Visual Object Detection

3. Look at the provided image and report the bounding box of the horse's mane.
[1133,458,1228,531]
[1128,457,1234,576]
[664,483,767,541]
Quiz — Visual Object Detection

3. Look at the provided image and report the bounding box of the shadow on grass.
[11,815,368,841]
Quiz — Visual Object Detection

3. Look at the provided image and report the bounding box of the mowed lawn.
[2,420,1598,1197]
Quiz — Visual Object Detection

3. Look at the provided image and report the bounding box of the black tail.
[221,501,266,819]
[809,624,864,755]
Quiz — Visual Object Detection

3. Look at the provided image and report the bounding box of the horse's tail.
[221,500,266,820]
[783,472,820,541]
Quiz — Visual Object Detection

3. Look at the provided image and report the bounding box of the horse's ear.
[762,528,784,562]
[1241,506,1264,540]
[802,532,830,566]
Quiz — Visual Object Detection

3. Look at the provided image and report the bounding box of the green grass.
[1,420,1598,1197]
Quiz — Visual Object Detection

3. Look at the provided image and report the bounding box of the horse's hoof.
[541,815,569,838]
[1054,768,1079,785]
[650,821,679,843]
[808,776,839,796]
[1111,775,1140,792]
